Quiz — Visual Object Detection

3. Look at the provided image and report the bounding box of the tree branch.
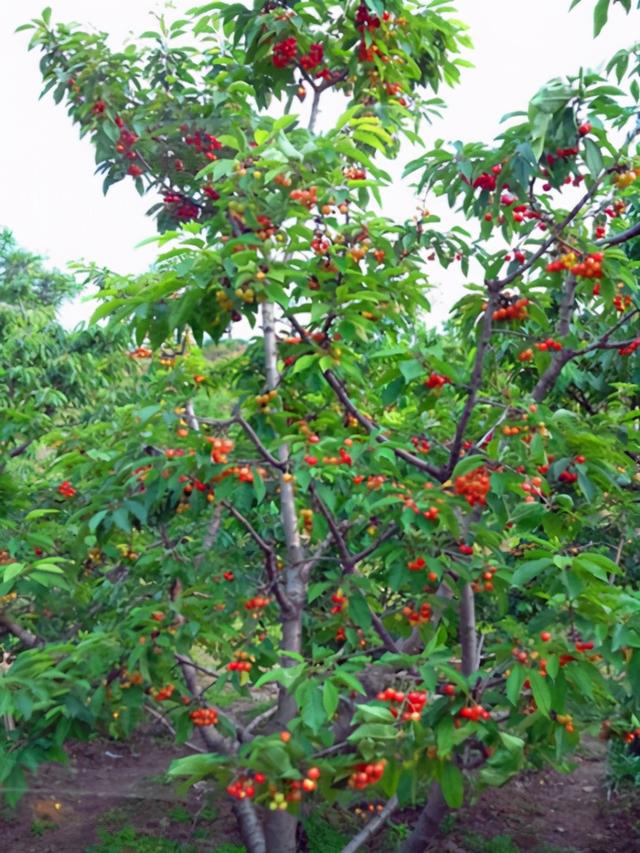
[323,369,443,479]
[603,220,640,246]
[235,415,286,470]
[310,483,353,570]
[0,611,40,648]
[443,291,500,479]
[351,524,399,566]
[340,796,399,853]
[223,502,273,554]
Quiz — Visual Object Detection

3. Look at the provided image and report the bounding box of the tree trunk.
[401,782,449,853]
[264,809,299,853]
[402,582,478,851]
[262,300,306,851]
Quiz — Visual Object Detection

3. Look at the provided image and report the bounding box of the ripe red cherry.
[578,122,592,136]
[540,631,552,642]
[307,766,321,780]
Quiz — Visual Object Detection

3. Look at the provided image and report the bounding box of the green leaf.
[353,704,396,723]
[399,359,424,383]
[300,686,327,734]
[2,563,25,584]
[529,670,551,717]
[348,590,372,629]
[323,680,339,719]
[25,508,60,521]
[451,456,485,481]
[88,510,108,533]
[439,762,464,808]
[168,753,225,778]
[506,664,526,706]
[347,723,398,742]
[583,137,604,177]
[499,732,525,754]
[593,0,610,35]
[511,559,552,587]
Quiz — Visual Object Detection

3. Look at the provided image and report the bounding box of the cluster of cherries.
[492,297,529,322]
[348,760,386,790]
[535,338,563,352]
[520,476,544,503]
[377,687,428,722]
[352,474,385,489]
[345,166,367,180]
[620,338,640,356]
[304,447,352,466]
[207,437,234,465]
[154,683,175,701]
[330,591,347,614]
[289,185,318,208]
[272,36,298,68]
[189,707,219,727]
[244,595,270,613]
[470,564,497,594]
[182,127,222,159]
[613,293,632,312]
[622,726,640,744]
[179,475,209,497]
[555,713,575,735]
[472,164,502,191]
[402,602,432,625]
[57,481,77,498]
[398,493,439,522]
[407,556,426,572]
[411,436,431,454]
[226,773,264,800]
[424,372,450,389]
[99,114,144,178]
[164,448,185,459]
[547,251,604,279]
[299,42,324,71]
[454,466,490,507]
[300,507,314,534]
[227,655,252,673]
[214,464,256,485]
[310,234,331,255]
[559,469,578,484]
[163,193,200,221]
[458,704,491,722]
[128,345,152,359]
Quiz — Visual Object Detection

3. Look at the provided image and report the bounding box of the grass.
[607,739,640,790]
[30,819,56,836]
[463,833,577,853]
[303,810,351,853]
[86,825,197,853]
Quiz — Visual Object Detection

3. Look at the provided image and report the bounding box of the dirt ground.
[0,732,240,853]
[443,740,640,853]
[0,732,638,852]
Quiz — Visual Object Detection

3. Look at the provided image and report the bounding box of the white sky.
[0,0,634,327]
